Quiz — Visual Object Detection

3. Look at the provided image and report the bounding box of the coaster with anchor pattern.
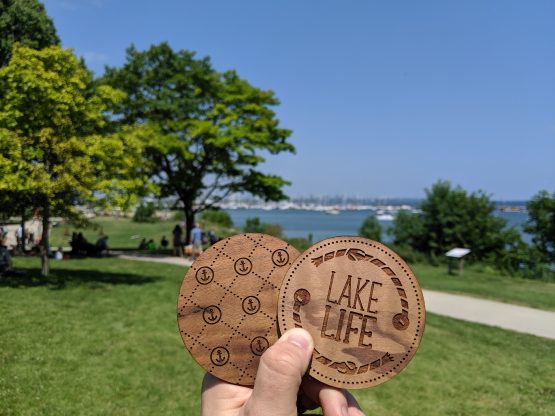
[177,233,300,385]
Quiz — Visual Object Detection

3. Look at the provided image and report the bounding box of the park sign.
[177,234,425,389]
[445,248,471,258]
[445,248,471,275]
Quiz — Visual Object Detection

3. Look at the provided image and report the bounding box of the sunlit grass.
[1,257,553,415]
[413,263,555,311]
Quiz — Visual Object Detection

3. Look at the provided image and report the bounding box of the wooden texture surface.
[278,237,425,389]
[177,233,300,385]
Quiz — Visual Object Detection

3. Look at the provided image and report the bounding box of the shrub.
[200,209,233,228]
[133,202,157,223]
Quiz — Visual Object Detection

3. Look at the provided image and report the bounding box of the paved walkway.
[118,253,193,267]
[117,253,555,341]
[423,290,555,340]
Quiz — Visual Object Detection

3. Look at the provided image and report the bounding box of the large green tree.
[0,0,59,67]
[100,43,294,241]
[391,180,511,260]
[524,190,555,263]
[0,45,149,276]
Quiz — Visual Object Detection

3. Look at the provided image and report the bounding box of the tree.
[524,190,555,263]
[391,181,510,260]
[390,210,425,249]
[0,0,59,67]
[100,43,294,242]
[358,215,381,241]
[0,45,148,276]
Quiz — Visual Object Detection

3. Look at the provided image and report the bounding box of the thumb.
[244,328,314,416]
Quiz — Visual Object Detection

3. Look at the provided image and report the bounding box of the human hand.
[201,328,365,416]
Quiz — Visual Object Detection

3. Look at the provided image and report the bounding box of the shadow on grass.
[0,266,155,289]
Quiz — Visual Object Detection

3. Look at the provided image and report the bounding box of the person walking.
[190,223,203,259]
[172,224,183,257]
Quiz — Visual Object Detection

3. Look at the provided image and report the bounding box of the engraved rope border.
[280,238,424,386]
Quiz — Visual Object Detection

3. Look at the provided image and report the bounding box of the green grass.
[412,263,555,311]
[49,216,555,311]
[50,216,179,249]
[1,257,554,415]
[50,215,241,250]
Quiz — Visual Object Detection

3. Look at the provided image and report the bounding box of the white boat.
[376,213,394,221]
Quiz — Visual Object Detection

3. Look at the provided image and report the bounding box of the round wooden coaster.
[177,233,300,386]
[278,237,425,389]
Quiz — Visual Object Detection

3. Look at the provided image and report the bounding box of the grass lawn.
[51,216,555,311]
[1,257,554,415]
[49,215,240,250]
[412,263,555,311]
[50,216,179,249]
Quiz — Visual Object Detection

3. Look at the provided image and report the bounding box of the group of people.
[70,232,109,257]
[171,223,219,258]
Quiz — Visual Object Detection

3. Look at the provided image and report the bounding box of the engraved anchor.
[238,259,249,273]
[215,349,226,364]
[276,251,284,263]
[255,339,266,354]
[200,269,210,282]
[251,337,268,355]
[247,298,257,312]
[207,307,218,322]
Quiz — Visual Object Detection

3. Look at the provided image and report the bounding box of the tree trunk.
[184,207,195,246]
[20,213,26,252]
[40,200,50,277]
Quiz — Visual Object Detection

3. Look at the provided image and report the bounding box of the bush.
[133,202,157,223]
[286,237,311,253]
[200,209,233,228]
[243,217,283,238]
[358,215,381,241]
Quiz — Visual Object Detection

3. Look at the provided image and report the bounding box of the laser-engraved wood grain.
[177,233,300,385]
[278,236,425,389]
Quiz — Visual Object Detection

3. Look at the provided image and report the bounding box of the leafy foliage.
[0,45,149,274]
[99,43,294,240]
[0,0,59,67]
[391,181,513,262]
[133,202,157,223]
[358,215,381,241]
[243,217,283,238]
[524,190,555,263]
[199,209,233,228]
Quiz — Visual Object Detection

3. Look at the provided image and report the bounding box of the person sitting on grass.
[160,235,169,250]
[138,238,147,250]
[95,235,109,256]
[0,238,24,277]
[146,239,156,251]
[0,238,14,275]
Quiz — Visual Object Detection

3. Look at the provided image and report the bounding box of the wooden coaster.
[278,237,425,389]
[177,233,300,386]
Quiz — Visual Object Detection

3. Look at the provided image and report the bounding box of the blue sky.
[42,0,554,200]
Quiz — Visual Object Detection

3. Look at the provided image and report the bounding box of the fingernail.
[341,405,349,416]
[286,332,310,351]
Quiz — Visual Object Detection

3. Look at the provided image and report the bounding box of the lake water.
[225,209,531,244]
